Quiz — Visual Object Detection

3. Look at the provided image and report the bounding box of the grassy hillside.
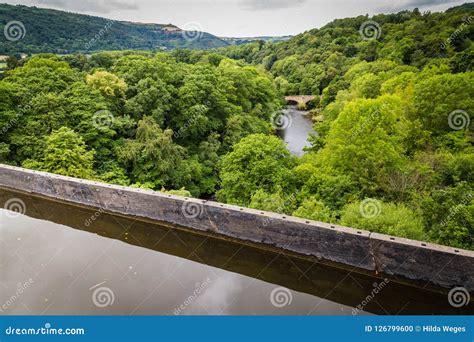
[0,3,228,53]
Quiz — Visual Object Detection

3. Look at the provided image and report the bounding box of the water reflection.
[0,199,359,315]
[0,189,471,315]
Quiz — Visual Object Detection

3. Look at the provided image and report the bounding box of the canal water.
[277,105,315,156]
[0,189,470,315]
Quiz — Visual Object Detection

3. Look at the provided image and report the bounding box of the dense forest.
[0,4,227,53]
[0,50,280,194]
[218,3,474,95]
[0,4,473,250]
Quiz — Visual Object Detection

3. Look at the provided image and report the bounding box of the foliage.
[86,71,127,99]
[217,134,295,206]
[340,201,426,240]
[292,197,336,223]
[249,189,286,213]
[419,183,474,249]
[0,52,280,198]
[118,116,192,192]
[161,187,193,197]
[22,127,95,179]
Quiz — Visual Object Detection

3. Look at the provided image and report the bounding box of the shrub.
[340,200,425,240]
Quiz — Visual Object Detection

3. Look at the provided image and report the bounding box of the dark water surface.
[278,105,315,156]
[0,189,470,315]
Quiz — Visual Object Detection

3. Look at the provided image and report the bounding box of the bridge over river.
[285,95,316,106]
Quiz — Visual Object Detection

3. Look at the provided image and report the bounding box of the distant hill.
[446,2,474,12]
[0,3,228,54]
[221,36,292,45]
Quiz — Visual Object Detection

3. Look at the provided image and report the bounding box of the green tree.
[419,183,473,249]
[22,127,95,179]
[217,133,295,206]
[118,116,196,192]
[293,197,336,223]
[412,72,473,135]
[124,77,172,124]
[316,95,411,196]
[86,70,127,111]
[340,200,425,240]
[249,189,286,213]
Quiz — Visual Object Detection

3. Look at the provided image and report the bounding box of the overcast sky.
[2,0,466,36]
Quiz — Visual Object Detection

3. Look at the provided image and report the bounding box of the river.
[277,105,315,156]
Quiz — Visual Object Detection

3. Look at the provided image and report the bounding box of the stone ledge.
[0,163,472,291]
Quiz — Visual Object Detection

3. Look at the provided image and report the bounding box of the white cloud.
[34,0,138,14]
[239,0,307,11]
[379,0,461,12]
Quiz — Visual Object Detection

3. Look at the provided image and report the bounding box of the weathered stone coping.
[0,164,472,291]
